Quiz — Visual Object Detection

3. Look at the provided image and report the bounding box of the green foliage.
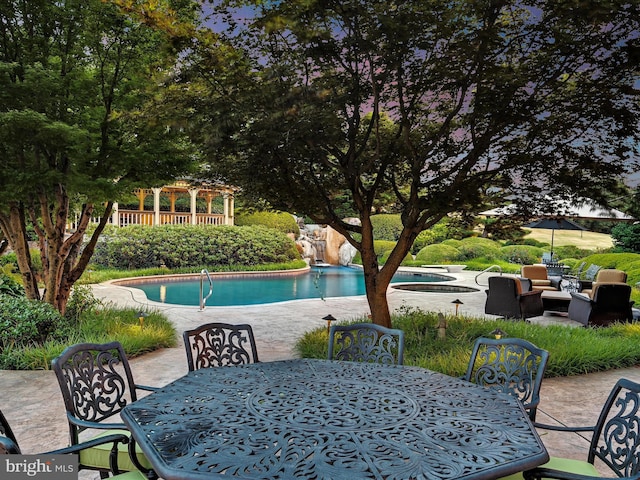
[371,214,403,241]
[463,257,522,274]
[415,244,460,264]
[412,222,450,253]
[0,0,199,310]
[91,225,301,269]
[0,264,24,297]
[455,237,502,261]
[441,239,463,248]
[553,245,595,260]
[0,303,176,370]
[198,0,640,325]
[296,308,640,378]
[64,285,102,325]
[0,295,67,349]
[505,238,548,248]
[235,210,300,238]
[78,261,307,284]
[611,223,640,253]
[499,245,543,265]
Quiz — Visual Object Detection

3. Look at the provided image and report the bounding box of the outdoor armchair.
[328,323,405,365]
[51,341,157,477]
[485,276,544,320]
[183,322,259,371]
[579,268,627,297]
[521,265,561,291]
[568,283,634,327]
[0,408,146,479]
[463,337,549,421]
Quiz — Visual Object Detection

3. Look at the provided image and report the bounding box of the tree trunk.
[358,219,420,328]
[0,203,41,299]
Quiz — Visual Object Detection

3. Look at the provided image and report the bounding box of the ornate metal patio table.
[121,358,548,480]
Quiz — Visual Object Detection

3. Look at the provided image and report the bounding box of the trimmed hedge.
[90,224,301,269]
[415,244,460,263]
[235,210,300,238]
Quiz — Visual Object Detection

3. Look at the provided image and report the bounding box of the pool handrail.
[199,269,213,310]
[475,265,502,287]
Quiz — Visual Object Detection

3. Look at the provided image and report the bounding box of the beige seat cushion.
[522,265,549,281]
[594,269,627,284]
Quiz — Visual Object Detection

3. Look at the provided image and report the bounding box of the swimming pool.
[125,266,453,306]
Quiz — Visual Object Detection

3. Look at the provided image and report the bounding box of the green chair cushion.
[498,456,600,479]
[78,429,152,473]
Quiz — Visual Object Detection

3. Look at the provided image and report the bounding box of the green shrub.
[0,295,68,348]
[505,238,548,248]
[499,245,544,265]
[235,210,300,238]
[611,223,640,253]
[412,222,450,253]
[441,239,462,248]
[64,285,102,324]
[415,244,460,263]
[553,245,594,260]
[455,237,502,261]
[91,224,301,269]
[370,214,403,241]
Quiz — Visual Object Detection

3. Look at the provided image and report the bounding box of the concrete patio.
[1,268,637,478]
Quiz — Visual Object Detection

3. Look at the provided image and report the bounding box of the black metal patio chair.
[328,322,405,365]
[183,322,259,371]
[0,407,145,479]
[511,378,640,479]
[51,341,157,478]
[463,337,549,421]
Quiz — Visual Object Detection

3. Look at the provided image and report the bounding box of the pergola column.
[189,188,199,225]
[111,202,119,226]
[152,188,162,226]
[223,193,234,225]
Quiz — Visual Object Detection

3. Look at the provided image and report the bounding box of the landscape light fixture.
[451,299,463,316]
[137,311,148,328]
[323,314,336,333]
[490,328,506,340]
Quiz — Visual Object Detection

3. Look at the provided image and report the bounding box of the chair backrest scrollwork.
[463,337,549,420]
[328,323,405,365]
[589,378,640,477]
[183,322,259,371]
[52,342,138,444]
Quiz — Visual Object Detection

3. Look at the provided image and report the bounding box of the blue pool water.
[131,266,451,306]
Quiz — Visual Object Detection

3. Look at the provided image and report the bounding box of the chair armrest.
[46,433,129,455]
[45,433,130,475]
[532,421,595,434]
[578,280,593,291]
[135,384,158,392]
[67,412,126,431]
[549,276,562,289]
[569,292,592,304]
[520,290,543,298]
